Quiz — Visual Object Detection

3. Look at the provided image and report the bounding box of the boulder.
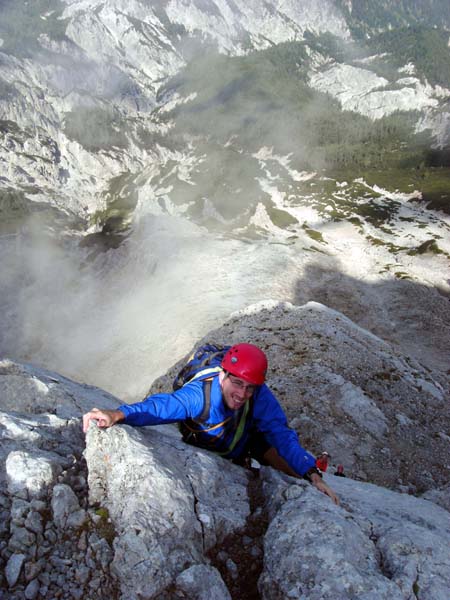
[175,564,232,600]
[84,423,250,599]
[6,450,64,500]
[259,468,450,600]
[51,483,87,529]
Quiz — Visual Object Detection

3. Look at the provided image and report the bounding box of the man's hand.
[310,472,340,505]
[82,408,125,433]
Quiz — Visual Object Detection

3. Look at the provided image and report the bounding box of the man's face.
[220,372,256,411]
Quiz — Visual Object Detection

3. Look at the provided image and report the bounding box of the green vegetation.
[335,0,450,39]
[355,165,450,214]
[266,205,298,228]
[89,172,138,233]
[164,42,448,178]
[394,271,413,280]
[408,239,448,257]
[302,226,325,243]
[95,507,109,520]
[93,507,116,545]
[162,46,316,156]
[366,235,408,253]
[257,41,310,78]
[368,26,450,87]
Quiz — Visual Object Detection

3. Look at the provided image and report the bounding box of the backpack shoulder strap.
[193,378,212,424]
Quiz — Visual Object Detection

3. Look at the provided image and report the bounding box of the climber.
[83,343,339,505]
[316,451,330,472]
[334,464,346,477]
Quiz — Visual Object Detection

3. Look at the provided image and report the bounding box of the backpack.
[172,343,230,423]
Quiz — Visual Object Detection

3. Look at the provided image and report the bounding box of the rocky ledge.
[1,301,449,599]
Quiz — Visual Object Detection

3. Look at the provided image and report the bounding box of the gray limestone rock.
[421,484,450,512]
[10,498,31,521]
[175,564,232,600]
[9,524,36,553]
[149,301,449,493]
[5,552,26,587]
[24,511,44,536]
[24,578,40,600]
[258,468,450,599]
[6,450,63,500]
[0,360,120,419]
[0,301,449,599]
[84,423,250,599]
[24,559,44,582]
[51,484,85,529]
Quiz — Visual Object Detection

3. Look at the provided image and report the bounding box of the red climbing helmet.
[221,343,268,385]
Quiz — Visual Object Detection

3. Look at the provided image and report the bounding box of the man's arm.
[254,386,340,504]
[305,468,340,505]
[82,380,206,432]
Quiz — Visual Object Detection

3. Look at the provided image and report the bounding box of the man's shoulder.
[252,384,285,416]
[256,383,278,400]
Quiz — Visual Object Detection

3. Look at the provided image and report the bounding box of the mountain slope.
[0,0,449,400]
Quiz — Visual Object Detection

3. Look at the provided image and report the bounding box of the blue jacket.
[118,374,316,476]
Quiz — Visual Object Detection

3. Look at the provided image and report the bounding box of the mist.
[0,205,303,401]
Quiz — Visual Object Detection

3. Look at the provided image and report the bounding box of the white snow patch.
[309,63,440,120]
[32,377,50,395]
[399,62,416,75]
[354,53,389,65]
[253,147,317,182]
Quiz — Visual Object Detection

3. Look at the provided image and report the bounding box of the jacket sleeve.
[253,386,316,476]
[117,381,205,426]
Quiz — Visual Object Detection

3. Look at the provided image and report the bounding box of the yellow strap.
[216,401,250,456]
[183,416,232,434]
[190,366,222,381]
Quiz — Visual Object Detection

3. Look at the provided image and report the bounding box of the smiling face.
[219,371,256,411]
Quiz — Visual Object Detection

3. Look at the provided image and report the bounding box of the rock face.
[1,1,448,224]
[0,301,449,599]
[308,63,444,120]
[85,423,250,599]
[0,359,119,419]
[259,468,450,600]
[0,0,349,220]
